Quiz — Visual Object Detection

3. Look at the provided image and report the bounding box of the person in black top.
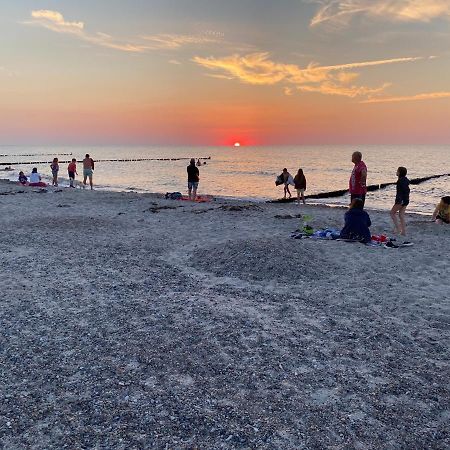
[390,166,410,236]
[187,158,200,201]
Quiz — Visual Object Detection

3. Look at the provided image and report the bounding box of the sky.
[1,0,450,145]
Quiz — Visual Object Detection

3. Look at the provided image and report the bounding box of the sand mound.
[192,238,346,283]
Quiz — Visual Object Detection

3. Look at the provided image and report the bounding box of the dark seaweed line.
[269,173,450,203]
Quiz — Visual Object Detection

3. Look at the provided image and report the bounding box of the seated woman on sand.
[432,196,450,224]
[18,171,28,185]
[340,198,372,243]
[28,168,47,187]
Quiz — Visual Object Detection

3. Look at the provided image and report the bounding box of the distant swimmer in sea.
[390,166,410,236]
[18,171,28,185]
[83,154,95,190]
[68,158,77,188]
[349,151,367,207]
[29,167,47,187]
[294,168,307,205]
[340,198,372,243]
[50,157,59,187]
[432,196,450,224]
[187,158,200,201]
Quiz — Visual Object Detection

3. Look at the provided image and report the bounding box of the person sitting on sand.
[197,159,202,167]
[282,168,292,199]
[340,198,372,243]
[18,171,28,185]
[50,157,59,187]
[294,168,306,205]
[432,196,450,224]
[83,154,95,190]
[28,168,47,187]
[187,158,200,201]
[390,166,410,236]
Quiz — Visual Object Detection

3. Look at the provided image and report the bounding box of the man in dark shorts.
[187,158,199,201]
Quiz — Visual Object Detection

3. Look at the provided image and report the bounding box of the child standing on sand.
[390,166,410,236]
[68,158,77,188]
[50,157,59,186]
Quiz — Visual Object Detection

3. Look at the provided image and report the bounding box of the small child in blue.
[50,157,59,186]
[18,171,28,185]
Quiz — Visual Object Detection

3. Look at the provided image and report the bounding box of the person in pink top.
[349,151,368,206]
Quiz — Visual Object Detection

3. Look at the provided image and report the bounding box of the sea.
[1,145,449,214]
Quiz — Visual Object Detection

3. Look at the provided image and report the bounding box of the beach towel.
[180,195,214,202]
[165,192,182,200]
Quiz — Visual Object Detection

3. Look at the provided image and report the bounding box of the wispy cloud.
[310,0,450,27]
[361,91,450,103]
[141,32,222,49]
[0,66,18,78]
[24,10,222,53]
[193,52,426,99]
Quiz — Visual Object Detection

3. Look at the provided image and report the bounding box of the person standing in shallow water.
[187,158,199,201]
[349,151,367,206]
[282,168,292,199]
[83,154,95,190]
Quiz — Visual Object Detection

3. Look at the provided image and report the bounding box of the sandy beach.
[0,180,448,449]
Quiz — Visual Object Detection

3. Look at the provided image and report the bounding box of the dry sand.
[0,180,449,449]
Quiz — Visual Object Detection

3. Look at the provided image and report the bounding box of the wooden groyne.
[269,173,450,203]
[0,156,212,166]
[0,153,73,157]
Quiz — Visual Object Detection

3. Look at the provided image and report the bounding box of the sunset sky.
[1,0,450,145]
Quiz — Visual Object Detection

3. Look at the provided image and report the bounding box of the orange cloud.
[193,52,424,99]
[25,10,221,54]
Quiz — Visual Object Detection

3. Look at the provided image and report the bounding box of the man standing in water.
[349,151,367,206]
[187,158,199,201]
[83,154,95,190]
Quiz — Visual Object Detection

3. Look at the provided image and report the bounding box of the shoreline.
[0,178,433,217]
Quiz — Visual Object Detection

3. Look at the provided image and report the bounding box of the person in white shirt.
[29,168,47,187]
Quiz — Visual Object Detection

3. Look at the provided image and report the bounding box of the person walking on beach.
[50,157,59,187]
[68,158,77,188]
[390,166,410,236]
[187,158,199,201]
[349,151,367,206]
[294,168,307,205]
[83,154,95,190]
[282,168,292,199]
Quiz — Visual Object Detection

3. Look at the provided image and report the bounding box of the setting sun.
[234,142,241,147]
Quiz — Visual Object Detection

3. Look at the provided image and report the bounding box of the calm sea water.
[1,145,449,214]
